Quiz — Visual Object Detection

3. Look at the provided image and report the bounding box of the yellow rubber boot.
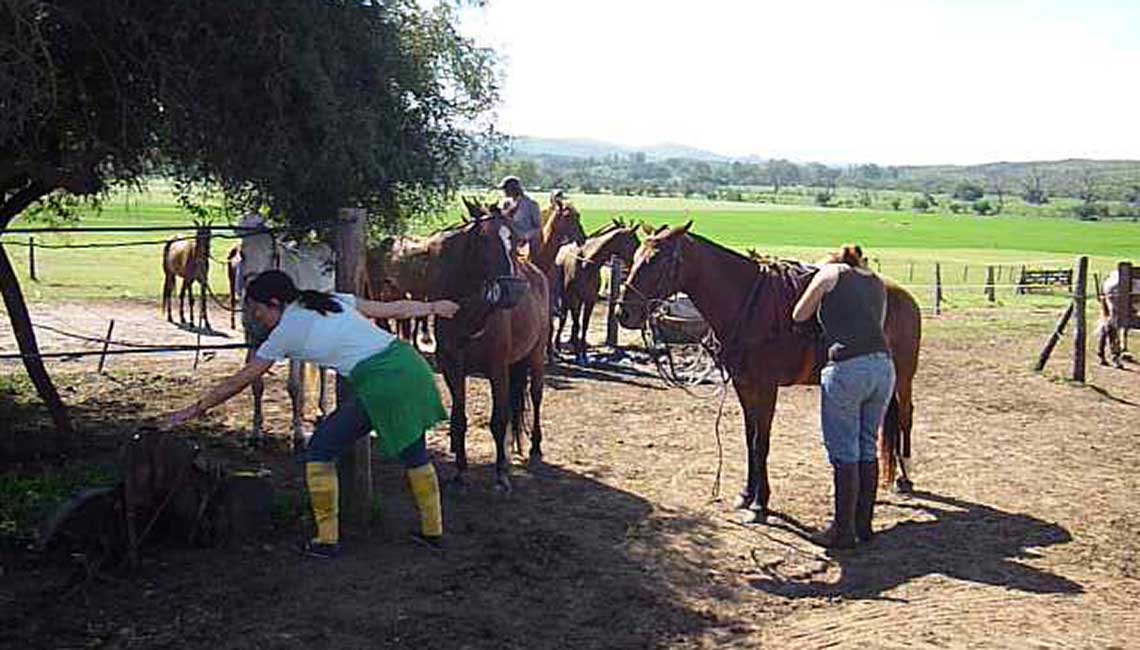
[406,463,443,539]
[305,462,339,545]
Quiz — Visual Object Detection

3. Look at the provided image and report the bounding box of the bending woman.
[792,245,894,550]
[166,270,459,558]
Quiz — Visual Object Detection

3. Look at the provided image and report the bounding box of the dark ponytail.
[247,270,343,315]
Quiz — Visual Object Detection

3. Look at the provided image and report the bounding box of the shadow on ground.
[748,490,1082,600]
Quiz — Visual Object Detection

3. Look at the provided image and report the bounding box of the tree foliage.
[1,0,499,231]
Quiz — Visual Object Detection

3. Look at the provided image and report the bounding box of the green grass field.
[2,185,1136,310]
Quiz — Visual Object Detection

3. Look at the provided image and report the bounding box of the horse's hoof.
[739,509,768,526]
[733,493,752,510]
[528,450,543,467]
[894,478,914,495]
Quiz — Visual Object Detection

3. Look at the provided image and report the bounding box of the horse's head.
[547,203,587,247]
[616,221,691,329]
[439,200,519,312]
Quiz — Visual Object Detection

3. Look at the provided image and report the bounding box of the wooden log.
[1035,302,1074,371]
[335,208,372,524]
[1116,262,1132,329]
[933,263,942,315]
[1072,256,1088,383]
[97,319,115,373]
[606,256,624,347]
[985,266,995,303]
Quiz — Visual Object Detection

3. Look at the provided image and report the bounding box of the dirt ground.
[2,300,1139,649]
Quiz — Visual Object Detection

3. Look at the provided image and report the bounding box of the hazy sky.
[459,0,1140,166]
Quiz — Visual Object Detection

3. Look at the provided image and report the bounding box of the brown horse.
[616,223,921,523]
[426,200,549,492]
[529,203,585,353]
[161,225,212,330]
[553,218,641,364]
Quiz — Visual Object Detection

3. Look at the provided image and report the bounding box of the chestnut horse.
[161,225,212,330]
[362,236,434,348]
[553,219,641,364]
[616,223,921,523]
[426,200,549,491]
[529,203,585,353]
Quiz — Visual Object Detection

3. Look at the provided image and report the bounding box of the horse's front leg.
[287,359,307,451]
[198,281,211,331]
[442,364,469,488]
[734,380,778,524]
[489,367,511,493]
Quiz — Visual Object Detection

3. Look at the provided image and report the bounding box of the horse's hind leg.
[578,300,597,365]
[489,369,512,492]
[527,346,545,462]
[179,278,190,323]
[894,378,916,493]
[247,348,266,442]
[198,280,210,331]
[162,273,175,323]
[508,361,528,457]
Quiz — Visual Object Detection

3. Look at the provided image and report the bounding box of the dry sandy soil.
[1,300,1139,649]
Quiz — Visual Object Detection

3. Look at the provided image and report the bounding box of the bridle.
[620,236,685,316]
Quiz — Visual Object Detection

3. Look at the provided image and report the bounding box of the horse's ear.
[653,224,669,236]
[640,222,657,236]
[679,220,693,234]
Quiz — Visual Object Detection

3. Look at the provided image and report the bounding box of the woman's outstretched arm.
[164,357,275,427]
[356,298,459,321]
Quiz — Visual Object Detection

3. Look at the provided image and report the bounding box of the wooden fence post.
[985,266,995,303]
[1118,262,1133,352]
[1017,265,1026,295]
[606,256,624,348]
[1071,256,1088,383]
[1035,303,1074,371]
[97,319,115,373]
[962,265,968,282]
[335,208,372,524]
[933,263,942,315]
[28,237,36,282]
[907,262,913,282]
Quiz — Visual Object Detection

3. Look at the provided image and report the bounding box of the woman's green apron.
[347,339,447,457]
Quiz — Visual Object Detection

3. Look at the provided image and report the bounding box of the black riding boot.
[855,460,879,543]
[810,463,858,550]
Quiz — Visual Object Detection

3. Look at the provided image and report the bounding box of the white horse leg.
[287,359,307,451]
[317,368,330,419]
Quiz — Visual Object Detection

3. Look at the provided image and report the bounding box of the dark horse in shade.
[420,200,549,492]
[616,222,921,523]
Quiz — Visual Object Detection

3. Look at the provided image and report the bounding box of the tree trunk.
[0,242,74,443]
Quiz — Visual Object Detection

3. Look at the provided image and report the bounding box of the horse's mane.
[582,226,634,263]
[585,221,620,239]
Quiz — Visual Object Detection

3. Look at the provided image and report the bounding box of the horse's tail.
[879,393,901,487]
[508,360,531,455]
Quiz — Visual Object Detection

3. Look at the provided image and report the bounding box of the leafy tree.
[952,181,984,201]
[972,199,995,215]
[1,0,498,440]
[1021,168,1049,205]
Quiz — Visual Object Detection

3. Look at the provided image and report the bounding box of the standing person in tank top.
[792,245,895,550]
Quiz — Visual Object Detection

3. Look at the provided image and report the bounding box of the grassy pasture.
[1,186,1136,310]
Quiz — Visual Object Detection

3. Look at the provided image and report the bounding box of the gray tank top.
[818,267,888,362]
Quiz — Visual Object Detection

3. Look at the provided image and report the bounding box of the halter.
[620,235,684,313]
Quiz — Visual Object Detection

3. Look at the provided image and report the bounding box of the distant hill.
[508,136,753,163]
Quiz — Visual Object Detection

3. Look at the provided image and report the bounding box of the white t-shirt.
[255,293,394,376]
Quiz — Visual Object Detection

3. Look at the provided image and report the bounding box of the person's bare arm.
[792,264,841,322]
[356,298,459,321]
[165,357,275,427]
